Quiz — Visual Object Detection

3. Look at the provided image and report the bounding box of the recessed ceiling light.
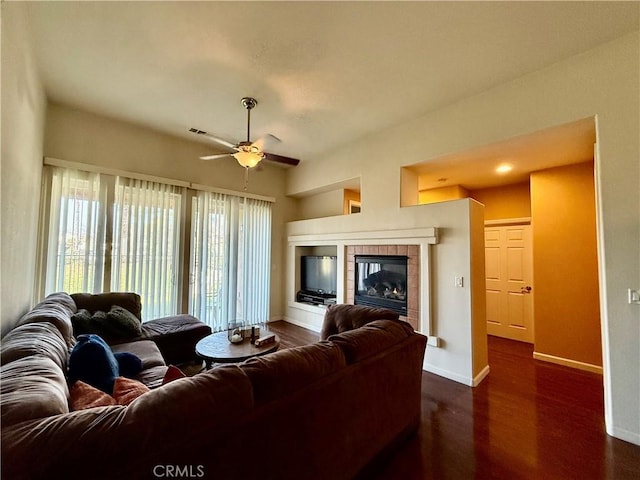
[496,164,513,174]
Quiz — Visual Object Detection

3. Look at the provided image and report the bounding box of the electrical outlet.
[455,276,464,288]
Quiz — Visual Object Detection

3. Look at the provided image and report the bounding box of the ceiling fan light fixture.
[192,95,300,169]
[233,151,263,168]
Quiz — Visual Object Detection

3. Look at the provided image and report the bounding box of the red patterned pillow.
[112,377,150,405]
[70,380,116,410]
[162,365,186,385]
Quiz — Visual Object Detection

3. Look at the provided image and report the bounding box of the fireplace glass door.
[354,255,408,315]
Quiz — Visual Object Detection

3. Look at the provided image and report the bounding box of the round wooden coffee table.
[195,331,280,368]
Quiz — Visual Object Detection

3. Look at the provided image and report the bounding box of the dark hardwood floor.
[267,320,319,350]
[268,321,640,479]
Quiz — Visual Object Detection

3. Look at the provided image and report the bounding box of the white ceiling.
[21,1,639,179]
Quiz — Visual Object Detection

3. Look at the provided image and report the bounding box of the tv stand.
[296,291,337,306]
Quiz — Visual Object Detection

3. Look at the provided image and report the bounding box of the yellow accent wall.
[470,200,488,379]
[469,182,531,220]
[531,162,601,367]
[343,189,361,215]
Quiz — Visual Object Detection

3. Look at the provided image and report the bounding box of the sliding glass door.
[189,191,271,331]
[40,165,271,328]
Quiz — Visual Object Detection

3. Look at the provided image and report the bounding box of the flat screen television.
[301,255,337,296]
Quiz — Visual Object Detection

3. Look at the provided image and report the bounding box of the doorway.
[475,160,602,376]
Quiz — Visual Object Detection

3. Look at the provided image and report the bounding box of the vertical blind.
[41,165,272,327]
[111,178,182,320]
[189,191,271,331]
[239,197,272,325]
[44,168,106,294]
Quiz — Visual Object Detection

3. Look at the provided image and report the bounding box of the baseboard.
[281,316,322,333]
[533,351,603,374]
[607,424,640,446]
[472,365,491,386]
[423,361,475,386]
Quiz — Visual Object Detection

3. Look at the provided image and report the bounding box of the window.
[40,164,272,329]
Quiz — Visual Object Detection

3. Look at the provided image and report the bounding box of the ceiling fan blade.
[200,153,232,161]
[252,133,281,152]
[189,127,237,150]
[263,152,301,167]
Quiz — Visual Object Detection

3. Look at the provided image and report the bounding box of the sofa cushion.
[71,292,142,320]
[328,319,415,364]
[135,365,170,389]
[140,314,211,365]
[68,334,120,394]
[320,303,400,340]
[1,322,69,370]
[111,340,165,369]
[69,380,117,410]
[16,293,76,347]
[1,356,69,426]
[125,365,254,426]
[240,341,346,405]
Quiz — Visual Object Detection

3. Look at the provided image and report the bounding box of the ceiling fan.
[189,97,300,169]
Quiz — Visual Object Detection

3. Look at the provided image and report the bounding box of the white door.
[485,224,534,343]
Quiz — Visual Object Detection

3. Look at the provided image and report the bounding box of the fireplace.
[354,255,408,315]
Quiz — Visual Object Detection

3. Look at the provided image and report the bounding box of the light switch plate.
[455,276,464,288]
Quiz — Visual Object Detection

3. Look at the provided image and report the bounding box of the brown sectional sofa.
[1,297,427,480]
[70,292,212,367]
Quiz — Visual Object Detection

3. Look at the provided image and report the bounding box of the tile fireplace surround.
[346,245,420,330]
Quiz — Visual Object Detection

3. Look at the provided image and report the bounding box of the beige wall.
[44,103,298,320]
[531,162,601,368]
[287,196,487,386]
[287,32,640,443]
[296,189,344,220]
[1,3,48,333]
[469,182,531,220]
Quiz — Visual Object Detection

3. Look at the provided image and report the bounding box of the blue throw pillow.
[68,334,119,394]
[114,352,143,378]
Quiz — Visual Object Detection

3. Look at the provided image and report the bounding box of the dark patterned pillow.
[70,309,94,336]
[72,307,142,341]
[105,305,142,338]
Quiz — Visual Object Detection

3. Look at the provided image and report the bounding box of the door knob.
[521,286,532,293]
